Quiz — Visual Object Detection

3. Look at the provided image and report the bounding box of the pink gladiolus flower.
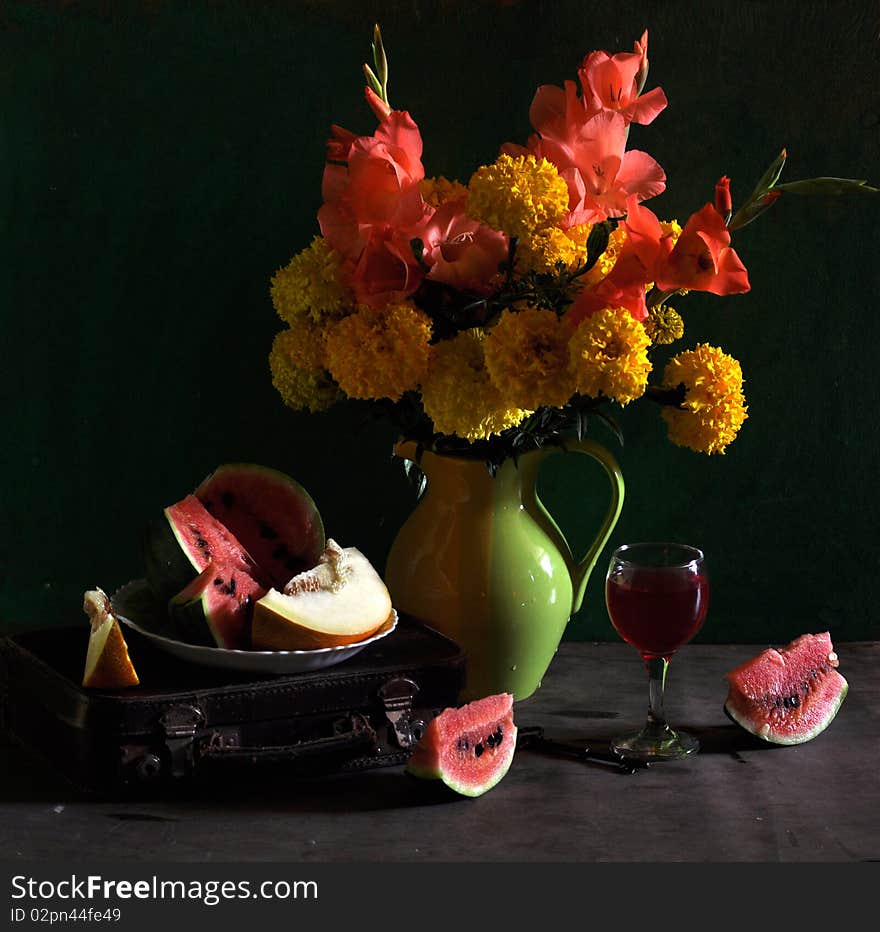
[655,203,750,295]
[365,86,392,121]
[318,108,434,304]
[348,228,425,304]
[421,199,509,294]
[578,30,668,126]
[506,109,665,224]
[506,34,667,224]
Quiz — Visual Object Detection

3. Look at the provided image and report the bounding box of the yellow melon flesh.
[82,589,140,689]
[251,541,393,650]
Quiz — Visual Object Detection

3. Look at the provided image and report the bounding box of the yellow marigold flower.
[467,154,569,240]
[419,175,469,208]
[517,227,580,273]
[269,330,342,413]
[661,344,748,455]
[324,302,432,402]
[660,219,682,246]
[483,308,575,410]
[421,329,531,441]
[644,305,684,345]
[582,226,628,286]
[270,236,354,328]
[568,307,652,405]
[278,315,328,371]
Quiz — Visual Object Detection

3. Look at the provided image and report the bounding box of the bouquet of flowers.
[268,27,874,471]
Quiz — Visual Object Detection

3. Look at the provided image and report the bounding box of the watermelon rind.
[169,564,266,650]
[724,676,848,746]
[406,723,518,797]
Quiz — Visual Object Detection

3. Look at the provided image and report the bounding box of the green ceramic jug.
[384,439,624,700]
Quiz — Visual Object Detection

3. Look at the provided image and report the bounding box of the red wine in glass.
[605,542,709,760]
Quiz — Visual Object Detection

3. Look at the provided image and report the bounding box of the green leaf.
[748,148,787,201]
[362,63,382,96]
[728,190,781,232]
[774,177,880,196]
[592,409,624,447]
[584,221,612,272]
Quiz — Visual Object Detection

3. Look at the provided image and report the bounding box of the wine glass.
[605,542,709,761]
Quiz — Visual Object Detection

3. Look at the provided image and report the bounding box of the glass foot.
[611,725,699,761]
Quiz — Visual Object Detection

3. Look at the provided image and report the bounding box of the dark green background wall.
[2,0,878,644]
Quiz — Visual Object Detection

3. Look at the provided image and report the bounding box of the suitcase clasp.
[159,704,205,778]
[377,677,423,749]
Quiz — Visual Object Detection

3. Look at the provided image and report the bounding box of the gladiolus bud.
[715,176,732,218]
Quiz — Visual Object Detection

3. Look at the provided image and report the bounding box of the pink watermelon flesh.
[170,563,267,649]
[195,463,325,588]
[405,693,517,797]
[144,494,265,600]
[724,632,848,745]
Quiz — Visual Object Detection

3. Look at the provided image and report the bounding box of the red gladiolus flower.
[655,203,750,295]
[715,175,732,217]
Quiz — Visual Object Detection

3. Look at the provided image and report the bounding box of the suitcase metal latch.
[377,677,423,749]
[159,704,205,778]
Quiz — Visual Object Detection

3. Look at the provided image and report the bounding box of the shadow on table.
[0,740,466,812]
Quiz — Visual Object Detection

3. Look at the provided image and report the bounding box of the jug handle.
[523,439,624,615]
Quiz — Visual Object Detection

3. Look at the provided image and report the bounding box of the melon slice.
[144,494,263,601]
[170,564,267,649]
[724,632,848,745]
[251,540,392,650]
[405,693,517,797]
[82,588,140,689]
[195,463,325,587]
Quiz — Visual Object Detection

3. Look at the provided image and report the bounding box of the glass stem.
[644,656,672,737]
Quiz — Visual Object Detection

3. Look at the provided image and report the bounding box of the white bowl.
[111,579,398,675]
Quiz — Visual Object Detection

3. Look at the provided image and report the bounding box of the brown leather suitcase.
[0,598,465,797]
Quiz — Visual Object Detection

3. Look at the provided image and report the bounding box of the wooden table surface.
[1,641,877,863]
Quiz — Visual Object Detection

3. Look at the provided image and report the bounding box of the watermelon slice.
[724,632,848,745]
[144,494,263,601]
[170,564,267,649]
[195,463,325,587]
[406,693,517,797]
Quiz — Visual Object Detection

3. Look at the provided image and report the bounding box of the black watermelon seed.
[228,577,237,595]
[196,537,209,548]
[495,729,504,744]
[783,697,791,708]
[213,577,223,587]
[486,734,496,748]
[221,492,235,507]
[474,744,484,757]
[259,524,278,540]
[790,695,799,708]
